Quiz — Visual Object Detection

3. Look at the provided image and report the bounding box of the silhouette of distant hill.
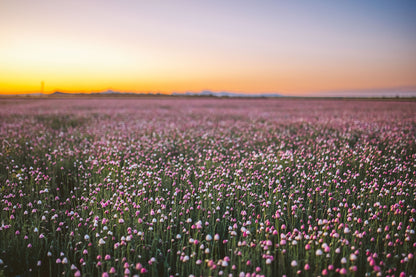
[51,91,66,95]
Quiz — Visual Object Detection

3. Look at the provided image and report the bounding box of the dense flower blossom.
[0,98,415,276]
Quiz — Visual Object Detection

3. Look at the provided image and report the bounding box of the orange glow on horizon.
[1,63,415,96]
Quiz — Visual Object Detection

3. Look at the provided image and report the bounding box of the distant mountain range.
[5,90,283,98]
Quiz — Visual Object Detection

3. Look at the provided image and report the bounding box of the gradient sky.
[1,0,415,96]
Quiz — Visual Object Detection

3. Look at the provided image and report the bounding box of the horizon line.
[1,85,416,97]
[1,89,416,98]
[2,84,416,94]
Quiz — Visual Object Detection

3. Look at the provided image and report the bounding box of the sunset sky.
[1,0,415,96]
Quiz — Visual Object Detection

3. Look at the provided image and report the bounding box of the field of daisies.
[0,98,415,277]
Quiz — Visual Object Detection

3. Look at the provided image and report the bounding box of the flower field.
[0,98,415,277]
